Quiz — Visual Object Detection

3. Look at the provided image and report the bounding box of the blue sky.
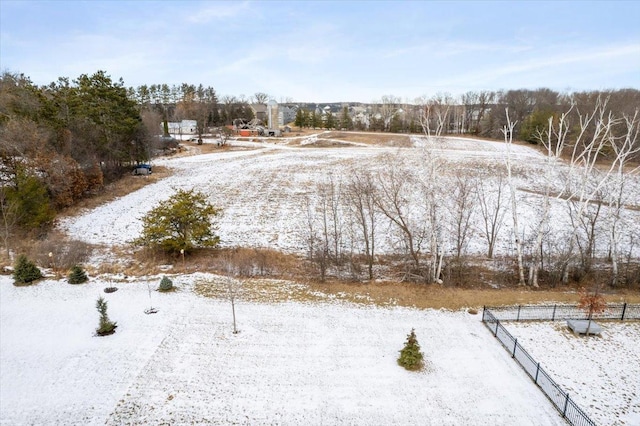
[1,1,639,103]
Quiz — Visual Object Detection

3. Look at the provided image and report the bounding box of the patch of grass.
[324,131,412,147]
[193,274,640,310]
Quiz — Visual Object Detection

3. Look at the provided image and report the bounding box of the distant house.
[166,120,197,135]
[278,105,296,126]
[250,104,267,123]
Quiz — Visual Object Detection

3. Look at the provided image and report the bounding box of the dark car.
[132,164,152,175]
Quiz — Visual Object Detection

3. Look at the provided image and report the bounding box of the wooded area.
[1,70,638,290]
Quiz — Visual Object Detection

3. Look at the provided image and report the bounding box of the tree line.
[2,68,638,281]
[299,98,640,289]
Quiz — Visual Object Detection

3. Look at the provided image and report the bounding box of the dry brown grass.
[192,274,640,310]
[187,254,640,310]
[324,131,412,147]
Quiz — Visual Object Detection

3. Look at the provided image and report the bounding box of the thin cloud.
[187,1,251,24]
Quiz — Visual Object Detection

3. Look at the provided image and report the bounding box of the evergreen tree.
[397,328,424,371]
[134,188,221,253]
[158,275,174,292]
[324,111,335,130]
[518,108,555,144]
[294,108,306,129]
[67,265,88,284]
[310,111,321,129]
[4,167,55,231]
[13,254,43,285]
[95,296,117,336]
[340,106,352,130]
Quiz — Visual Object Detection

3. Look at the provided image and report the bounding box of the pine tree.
[13,254,43,285]
[294,108,306,129]
[133,189,221,253]
[158,275,174,292]
[397,328,424,371]
[324,112,335,130]
[95,296,117,336]
[67,265,88,284]
[340,106,352,130]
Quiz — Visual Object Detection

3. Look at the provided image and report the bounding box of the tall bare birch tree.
[554,97,636,284]
[527,107,573,287]
[604,110,640,286]
[502,109,526,286]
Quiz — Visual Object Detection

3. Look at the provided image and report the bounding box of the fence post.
[621,303,627,320]
[552,304,557,321]
[563,393,570,418]
[517,305,521,321]
[494,319,499,337]
[534,362,540,384]
[512,339,518,358]
[482,306,486,322]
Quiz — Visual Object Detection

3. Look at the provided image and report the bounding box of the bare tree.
[345,168,378,280]
[374,156,425,280]
[475,172,507,259]
[527,107,573,287]
[604,110,640,286]
[300,192,329,281]
[502,108,526,286]
[317,175,344,277]
[461,91,493,135]
[417,94,452,138]
[448,173,476,260]
[377,95,401,131]
[221,255,242,334]
[555,97,635,285]
[252,92,270,104]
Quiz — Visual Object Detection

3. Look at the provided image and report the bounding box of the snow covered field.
[505,320,640,426]
[0,275,566,425]
[5,134,638,424]
[57,135,640,259]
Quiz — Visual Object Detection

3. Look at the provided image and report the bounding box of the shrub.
[67,265,88,284]
[158,276,173,292]
[133,189,221,254]
[13,254,43,285]
[397,328,424,371]
[95,296,117,336]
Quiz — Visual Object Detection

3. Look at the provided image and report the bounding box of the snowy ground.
[58,135,640,260]
[0,275,565,425]
[11,134,638,424]
[504,320,640,426]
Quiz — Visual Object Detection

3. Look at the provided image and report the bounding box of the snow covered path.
[1,275,564,425]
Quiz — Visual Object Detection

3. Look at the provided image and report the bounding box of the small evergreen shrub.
[67,265,88,284]
[13,254,43,285]
[158,276,174,292]
[397,328,424,371]
[95,296,117,336]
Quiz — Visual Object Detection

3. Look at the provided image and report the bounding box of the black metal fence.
[480,303,640,426]
[487,302,640,322]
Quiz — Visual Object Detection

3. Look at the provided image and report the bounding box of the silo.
[267,100,278,130]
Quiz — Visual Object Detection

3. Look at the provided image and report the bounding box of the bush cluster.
[13,255,43,285]
[158,276,173,292]
[67,265,88,284]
